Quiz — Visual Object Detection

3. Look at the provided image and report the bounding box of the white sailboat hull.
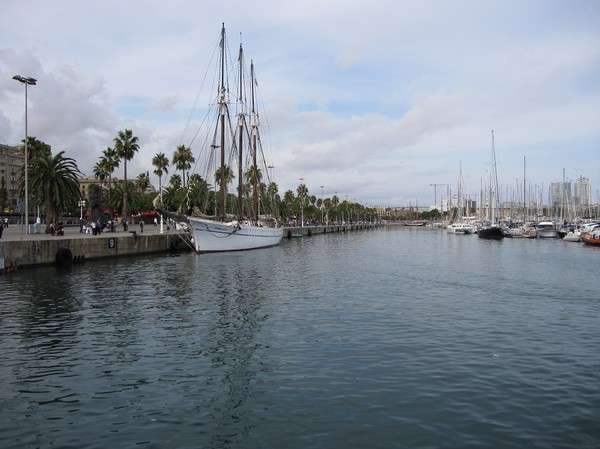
[189,217,283,253]
[447,223,476,234]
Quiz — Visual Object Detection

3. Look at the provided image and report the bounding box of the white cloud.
[1,0,599,206]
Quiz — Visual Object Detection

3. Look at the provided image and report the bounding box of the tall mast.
[523,155,526,222]
[250,60,259,221]
[218,23,226,221]
[491,130,499,224]
[237,42,244,222]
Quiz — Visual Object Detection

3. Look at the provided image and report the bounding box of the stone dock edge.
[0,223,380,272]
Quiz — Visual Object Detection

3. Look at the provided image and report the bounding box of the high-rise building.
[574,175,592,205]
[549,181,571,206]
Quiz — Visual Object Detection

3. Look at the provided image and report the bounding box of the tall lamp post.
[299,177,304,227]
[13,75,37,235]
[320,185,324,224]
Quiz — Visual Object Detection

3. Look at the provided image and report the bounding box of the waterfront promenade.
[0,221,172,242]
[0,220,380,271]
[0,221,187,271]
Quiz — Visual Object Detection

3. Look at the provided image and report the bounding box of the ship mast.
[250,60,259,222]
[237,41,245,222]
[218,23,226,221]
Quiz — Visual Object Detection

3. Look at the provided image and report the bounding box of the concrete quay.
[283,222,378,238]
[0,221,379,272]
[0,223,189,271]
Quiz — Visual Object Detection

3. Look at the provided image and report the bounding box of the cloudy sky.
[1,0,599,208]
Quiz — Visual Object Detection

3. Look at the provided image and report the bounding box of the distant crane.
[429,183,450,211]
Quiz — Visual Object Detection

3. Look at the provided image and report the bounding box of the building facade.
[0,144,24,212]
[574,175,592,205]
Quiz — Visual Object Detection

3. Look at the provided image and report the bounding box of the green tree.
[113,129,139,219]
[100,147,120,218]
[137,171,150,193]
[22,136,51,159]
[0,187,8,211]
[26,151,82,232]
[169,174,182,190]
[172,144,194,188]
[152,152,170,207]
[92,159,109,188]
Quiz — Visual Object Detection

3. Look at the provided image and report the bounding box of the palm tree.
[169,173,182,190]
[26,151,82,232]
[136,171,150,193]
[215,165,234,191]
[22,136,51,159]
[100,147,120,218]
[92,160,109,189]
[172,144,194,188]
[113,129,139,219]
[152,152,169,207]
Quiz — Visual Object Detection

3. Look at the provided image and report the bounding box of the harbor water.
[1,226,599,448]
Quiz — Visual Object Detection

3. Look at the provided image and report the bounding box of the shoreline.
[0,222,381,272]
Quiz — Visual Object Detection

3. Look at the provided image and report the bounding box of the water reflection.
[1,231,598,449]
[195,255,273,447]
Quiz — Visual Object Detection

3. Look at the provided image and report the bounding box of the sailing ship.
[164,24,283,253]
[478,130,505,240]
[447,162,476,235]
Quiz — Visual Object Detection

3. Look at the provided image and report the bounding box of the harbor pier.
[0,222,380,271]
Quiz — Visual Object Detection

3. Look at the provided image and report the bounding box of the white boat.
[536,221,558,238]
[177,24,283,253]
[562,231,580,242]
[447,163,476,235]
[562,222,600,243]
[504,226,524,238]
[188,217,282,253]
[447,222,476,234]
[478,131,505,240]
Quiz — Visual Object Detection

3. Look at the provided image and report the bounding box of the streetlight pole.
[320,185,324,224]
[13,75,37,235]
[159,178,164,234]
[78,200,86,220]
[299,177,304,227]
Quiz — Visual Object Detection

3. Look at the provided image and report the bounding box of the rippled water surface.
[1,226,599,448]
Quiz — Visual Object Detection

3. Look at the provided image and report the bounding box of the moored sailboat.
[478,130,504,240]
[170,24,283,253]
[447,162,476,235]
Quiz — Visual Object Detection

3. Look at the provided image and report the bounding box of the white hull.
[189,217,283,253]
[504,227,524,238]
[536,222,558,238]
[447,223,476,234]
[562,231,580,242]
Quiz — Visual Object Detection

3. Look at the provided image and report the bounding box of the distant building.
[574,175,592,205]
[78,175,156,200]
[0,144,24,212]
[440,194,476,213]
[549,181,572,206]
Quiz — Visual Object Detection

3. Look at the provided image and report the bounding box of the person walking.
[0,219,4,239]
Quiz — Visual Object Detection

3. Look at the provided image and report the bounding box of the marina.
[1,226,599,448]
